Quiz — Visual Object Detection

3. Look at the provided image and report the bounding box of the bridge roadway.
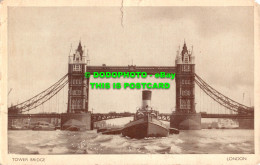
[8,112,254,122]
[86,65,176,75]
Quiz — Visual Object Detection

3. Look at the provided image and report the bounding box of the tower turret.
[176,41,194,65]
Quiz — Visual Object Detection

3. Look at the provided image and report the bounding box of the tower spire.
[181,40,188,61]
[77,40,83,57]
[69,43,72,56]
[86,49,90,65]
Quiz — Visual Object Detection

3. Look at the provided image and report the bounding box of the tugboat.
[122,90,170,139]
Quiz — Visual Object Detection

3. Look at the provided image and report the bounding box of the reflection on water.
[8,129,254,154]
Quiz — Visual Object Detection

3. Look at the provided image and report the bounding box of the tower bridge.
[8,41,254,130]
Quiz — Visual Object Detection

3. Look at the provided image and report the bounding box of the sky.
[8,7,254,116]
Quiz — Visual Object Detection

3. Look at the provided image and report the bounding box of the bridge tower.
[67,41,89,113]
[170,42,201,130]
[61,41,92,130]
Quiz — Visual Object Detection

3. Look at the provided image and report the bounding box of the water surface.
[8,129,254,154]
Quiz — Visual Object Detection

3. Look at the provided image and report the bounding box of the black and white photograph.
[1,0,259,164]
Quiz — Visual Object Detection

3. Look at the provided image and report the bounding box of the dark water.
[8,129,254,154]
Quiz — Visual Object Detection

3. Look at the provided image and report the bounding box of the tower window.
[180,100,187,109]
[182,89,190,96]
[183,65,190,72]
[182,79,191,84]
[71,99,82,109]
[72,100,76,109]
[180,99,191,109]
[187,100,191,109]
[73,90,81,95]
[72,78,82,84]
[73,65,82,71]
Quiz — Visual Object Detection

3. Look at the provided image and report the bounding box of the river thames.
[8,129,254,154]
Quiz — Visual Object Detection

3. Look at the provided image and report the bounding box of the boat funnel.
[142,90,152,109]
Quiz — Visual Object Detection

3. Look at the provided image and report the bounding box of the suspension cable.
[11,74,68,108]
[195,74,252,114]
[20,79,68,113]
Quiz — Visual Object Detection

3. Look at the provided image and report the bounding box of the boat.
[102,128,122,135]
[32,121,56,131]
[122,90,173,139]
[62,119,87,131]
[218,119,239,129]
[97,128,108,133]
[169,128,180,134]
